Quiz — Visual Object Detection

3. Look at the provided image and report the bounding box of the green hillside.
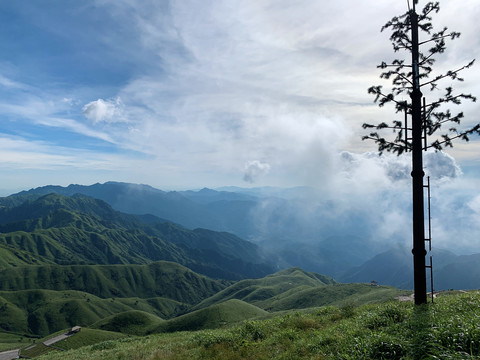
[152,299,268,333]
[0,243,46,267]
[0,289,135,336]
[91,310,165,335]
[192,267,336,311]
[0,288,189,337]
[18,328,128,358]
[262,283,411,312]
[31,291,480,360]
[53,328,127,351]
[0,261,227,337]
[92,299,268,336]
[0,266,410,340]
[0,262,226,302]
[0,193,274,280]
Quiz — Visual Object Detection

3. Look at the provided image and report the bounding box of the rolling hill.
[0,193,275,280]
[0,262,226,302]
[90,310,165,336]
[151,299,268,333]
[191,268,409,313]
[0,289,173,336]
[92,299,268,335]
[0,266,410,338]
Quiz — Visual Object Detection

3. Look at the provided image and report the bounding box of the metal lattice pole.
[410,5,427,305]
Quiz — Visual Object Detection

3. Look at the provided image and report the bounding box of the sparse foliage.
[362,1,479,155]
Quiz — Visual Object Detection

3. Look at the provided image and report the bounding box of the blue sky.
[1,1,479,192]
[0,0,479,252]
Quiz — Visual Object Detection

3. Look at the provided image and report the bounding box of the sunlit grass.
[36,291,480,360]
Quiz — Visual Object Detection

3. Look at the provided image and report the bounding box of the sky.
[0,1,479,251]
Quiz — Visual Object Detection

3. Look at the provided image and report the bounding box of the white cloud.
[82,98,124,124]
[243,160,271,183]
[338,150,461,189]
[0,134,132,171]
[424,151,462,181]
[0,74,26,89]
[467,195,480,214]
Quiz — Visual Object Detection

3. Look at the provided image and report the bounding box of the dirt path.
[43,333,71,346]
[0,349,19,360]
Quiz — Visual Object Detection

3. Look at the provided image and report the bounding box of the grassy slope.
[0,266,408,339]
[90,310,165,336]
[69,284,407,337]
[192,267,336,311]
[0,289,190,337]
[34,291,480,360]
[0,331,35,351]
[54,328,127,350]
[0,243,48,267]
[151,299,268,334]
[0,220,188,266]
[0,193,275,280]
[19,328,128,358]
[262,283,412,312]
[0,261,226,302]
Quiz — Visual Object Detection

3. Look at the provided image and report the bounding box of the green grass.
[33,290,480,360]
[0,269,408,338]
[0,260,224,308]
[54,328,128,350]
[91,311,165,336]
[18,328,128,358]
[0,331,36,351]
[152,299,269,333]
[0,261,226,301]
[0,289,191,336]
[191,267,336,311]
[261,283,412,311]
[20,342,58,358]
[193,270,409,313]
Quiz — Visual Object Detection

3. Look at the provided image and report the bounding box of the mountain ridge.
[0,193,275,280]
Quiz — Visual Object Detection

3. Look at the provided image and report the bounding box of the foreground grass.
[17,328,128,358]
[0,331,36,351]
[38,291,480,360]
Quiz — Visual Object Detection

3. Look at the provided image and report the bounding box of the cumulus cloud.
[243,160,271,183]
[338,150,461,190]
[424,151,462,181]
[82,98,124,124]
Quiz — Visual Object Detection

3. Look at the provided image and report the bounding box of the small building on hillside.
[70,326,81,333]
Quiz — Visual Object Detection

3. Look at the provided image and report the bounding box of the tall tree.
[362,1,478,304]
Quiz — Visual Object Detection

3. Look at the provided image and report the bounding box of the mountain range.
[0,181,479,341]
[0,192,274,280]
[5,182,381,277]
[7,181,480,290]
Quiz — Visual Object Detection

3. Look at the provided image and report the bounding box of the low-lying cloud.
[338,150,461,188]
[247,149,477,255]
